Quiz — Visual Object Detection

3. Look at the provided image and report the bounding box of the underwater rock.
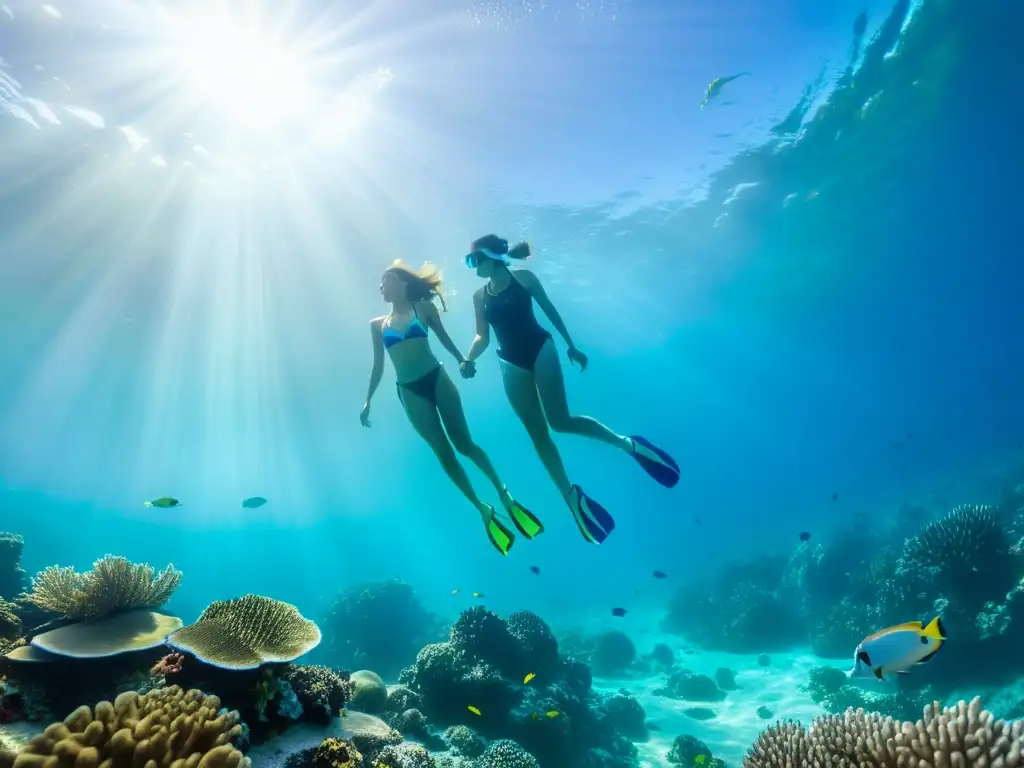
[756,705,773,719]
[654,670,725,702]
[649,643,675,668]
[168,594,321,670]
[349,670,388,714]
[385,685,423,713]
[713,667,738,690]
[601,691,647,740]
[756,654,771,667]
[340,710,403,760]
[666,734,711,765]
[803,666,848,703]
[682,707,716,721]
[590,631,636,676]
[316,581,442,680]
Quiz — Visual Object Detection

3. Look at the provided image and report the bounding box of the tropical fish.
[530,712,540,721]
[849,617,946,680]
[700,72,750,108]
[799,531,811,542]
[694,756,707,765]
[242,496,267,508]
[523,673,535,685]
[472,592,485,598]
[144,497,180,508]
[545,711,560,718]
[653,570,668,579]
[831,492,838,502]
[611,607,627,617]
[530,566,541,575]
[340,708,348,718]
[468,705,482,716]
[451,589,460,595]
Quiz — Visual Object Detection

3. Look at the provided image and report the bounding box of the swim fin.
[627,435,680,488]
[483,505,515,555]
[503,488,544,539]
[567,485,615,543]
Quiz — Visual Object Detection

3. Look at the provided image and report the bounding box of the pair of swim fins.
[485,492,544,556]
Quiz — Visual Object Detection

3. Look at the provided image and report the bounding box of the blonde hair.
[386,260,447,311]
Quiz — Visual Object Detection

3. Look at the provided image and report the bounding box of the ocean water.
[1,0,1024,765]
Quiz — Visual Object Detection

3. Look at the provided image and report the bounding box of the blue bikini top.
[382,307,429,349]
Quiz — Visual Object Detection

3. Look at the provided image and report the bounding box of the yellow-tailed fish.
[694,756,707,765]
[468,705,482,716]
[530,712,539,721]
[849,616,946,681]
[699,72,751,108]
[472,592,485,598]
[523,673,536,685]
[545,711,559,718]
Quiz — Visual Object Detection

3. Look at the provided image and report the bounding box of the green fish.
[242,496,267,509]
[700,72,751,108]
[144,497,180,508]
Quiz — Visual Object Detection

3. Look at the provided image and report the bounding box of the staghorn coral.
[743,696,1024,768]
[6,685,249,768]
[167,594,321,669]
[23,556,181,620]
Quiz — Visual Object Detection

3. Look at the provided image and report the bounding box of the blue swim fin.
[568,485,615,543]
[628,436,680,488]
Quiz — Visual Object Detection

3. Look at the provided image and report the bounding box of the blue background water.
[0,0,1021,637]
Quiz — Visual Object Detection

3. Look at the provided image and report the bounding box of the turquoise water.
[2,0,1024,761]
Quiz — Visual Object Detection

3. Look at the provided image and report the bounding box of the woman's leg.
[432,367,505,495]
[500,358,573,497]
[532,338,630,450]
[399,383,489,515]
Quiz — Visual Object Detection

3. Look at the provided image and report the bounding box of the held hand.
[360,402,371,427]
[567,346,589,371]
[460,360,477,379]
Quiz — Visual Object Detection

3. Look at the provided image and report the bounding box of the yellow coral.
[23,555,182,620]
[167,594,321,670]
[8,685,249,768]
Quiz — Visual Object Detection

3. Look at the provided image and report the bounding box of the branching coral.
[0,598,21,641]
[743,696,1024,768]
[5,685,248,768]
[23,556,181,620]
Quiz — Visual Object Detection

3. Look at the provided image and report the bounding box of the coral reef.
[478,740,539,768]
[667,735,711,765]
[664,499,1024,691]
[315,581,442,679]
[22,556,181,621]
[802,665,932,722]
[167,594,321,669]
[283,665,352,723]
[0,534,28,602]
[0,685,248,768]
[653,670,725,702]
[397,606,638,768]
[589,632,636,677]
[0,600,21,643]
[443,725,486,758]
[743,696,1023,768]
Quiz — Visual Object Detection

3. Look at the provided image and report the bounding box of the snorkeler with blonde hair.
[361,260,543,555]
[461,235,680,544]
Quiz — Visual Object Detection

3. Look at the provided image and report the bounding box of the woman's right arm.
[464,289,490,362]
[364,319,385,406]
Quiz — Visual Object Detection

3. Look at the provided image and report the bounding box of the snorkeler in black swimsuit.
[461,234,680,545]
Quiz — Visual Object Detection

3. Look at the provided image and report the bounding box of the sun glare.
[174,12,312,131]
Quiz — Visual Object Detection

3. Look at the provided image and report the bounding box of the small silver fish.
[849,617,946,681]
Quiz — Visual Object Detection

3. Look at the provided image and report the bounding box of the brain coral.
[167,594,321,669]
[3,685,249,768]
[744,696,1023,768]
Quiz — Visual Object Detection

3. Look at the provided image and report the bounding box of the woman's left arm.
[421,302,469,364]
[517,270,576,349]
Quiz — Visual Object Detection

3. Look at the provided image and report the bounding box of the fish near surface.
[849,616,946,681]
